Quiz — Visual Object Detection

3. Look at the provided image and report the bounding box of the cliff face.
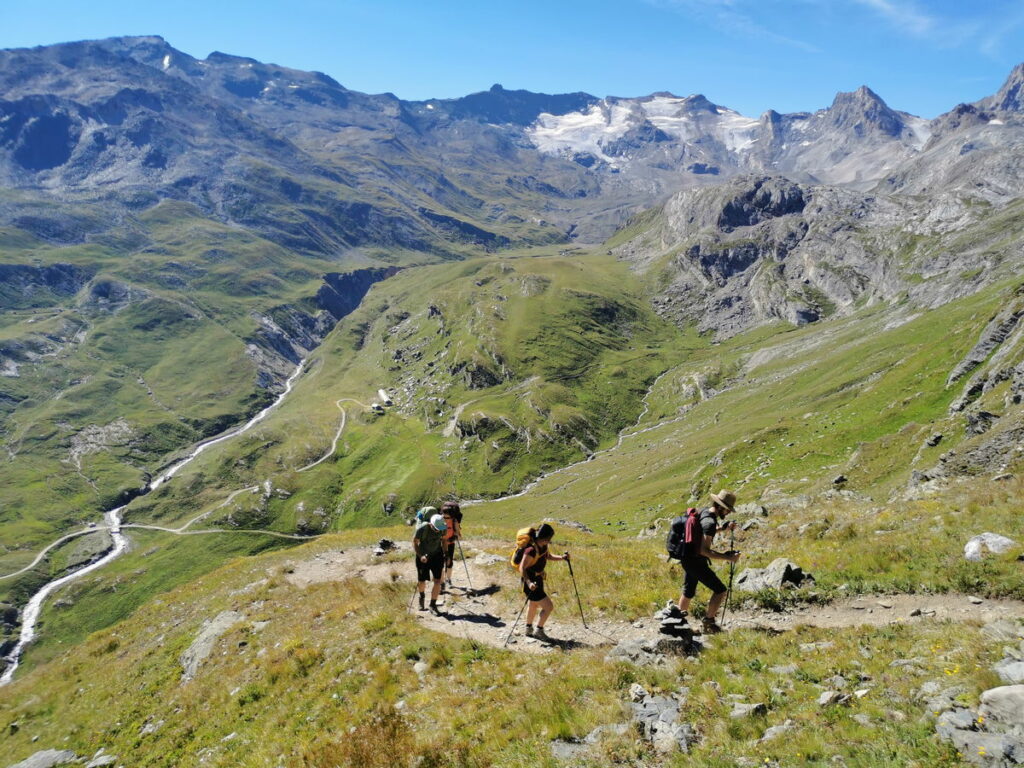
[615,175,1024,340]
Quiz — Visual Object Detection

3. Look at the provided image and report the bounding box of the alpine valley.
[1,36,1024,768]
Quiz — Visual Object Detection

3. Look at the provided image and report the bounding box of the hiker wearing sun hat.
[413,508,446,615]
[674,489,740,635]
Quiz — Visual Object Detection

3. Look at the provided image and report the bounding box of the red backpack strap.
[683,507,699,544]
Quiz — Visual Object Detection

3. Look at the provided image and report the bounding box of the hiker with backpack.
[413,508,446,615]
[666,489,741,634]
[440,500,463,590]
[512,523,569,641]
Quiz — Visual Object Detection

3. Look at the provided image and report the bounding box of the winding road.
[0,359,337,685]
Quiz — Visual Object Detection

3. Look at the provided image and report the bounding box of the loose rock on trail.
[282,541,1024,656]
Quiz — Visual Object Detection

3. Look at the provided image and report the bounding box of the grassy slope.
[1,508,1018,767]
[124,249,691,532]
[477,278,1024,531]
[0,248,689,651]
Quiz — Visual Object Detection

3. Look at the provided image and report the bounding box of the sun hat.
[709,489,737,512]
[430,514,447,532]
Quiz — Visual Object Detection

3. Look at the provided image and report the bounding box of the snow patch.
[426,103,435,110]
[906,116,932,150]
[527,96,760,162]
[989,119,1005,126]
[161,54,171,70]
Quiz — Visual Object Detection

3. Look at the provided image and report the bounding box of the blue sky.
[2,0,1023,117]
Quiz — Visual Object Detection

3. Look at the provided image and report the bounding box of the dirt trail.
[284,541,1024,655]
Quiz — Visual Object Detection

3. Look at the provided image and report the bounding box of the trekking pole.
[721,527,736,626]
[408,586,420,613]
[565,554,589,630]
[456,537,474,593]
[504,596,530,647]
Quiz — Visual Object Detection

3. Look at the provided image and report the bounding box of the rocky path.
[284,541,1024,655]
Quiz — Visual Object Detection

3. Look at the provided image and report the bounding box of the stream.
[0,360,307,685]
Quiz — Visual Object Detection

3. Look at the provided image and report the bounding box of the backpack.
[510,527,537,569]
[666,508,698,561]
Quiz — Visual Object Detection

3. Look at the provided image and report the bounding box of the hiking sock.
[429,601,440,615]
[525,624,534,637]
[418,593,425,610]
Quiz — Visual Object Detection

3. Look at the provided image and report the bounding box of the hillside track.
[284,541,1024,655]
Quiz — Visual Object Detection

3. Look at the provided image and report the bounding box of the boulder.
[629,683,650,702]
[980,686,1024,730]
[993,659,1024,685]
[736,559,812,592]
[965,533,1017,562]
[607,635,696,666]
[731,702,768,718]
[759,720,795,742]
[629,687,696,754]
[982,620,1024,643]
[6,751,79,768]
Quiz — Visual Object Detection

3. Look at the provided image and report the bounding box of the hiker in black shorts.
[413,509,446,615]
[519,523,569,641]
[676,489,740,634]
[440,501,463,590]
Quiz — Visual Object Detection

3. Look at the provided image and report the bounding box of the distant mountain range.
[1,36,1021,247]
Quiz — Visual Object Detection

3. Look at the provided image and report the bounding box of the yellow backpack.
[509,527,537,570]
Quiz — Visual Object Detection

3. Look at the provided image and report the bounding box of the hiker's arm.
[699,537,737,562]
[413,537,423,561]
[548,552,568,562]
[519,551,537,587]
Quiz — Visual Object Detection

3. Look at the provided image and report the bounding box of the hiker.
[413,508,446,615]
[673,489,740,634]
[517,523,569,641]
[440,500,463,590]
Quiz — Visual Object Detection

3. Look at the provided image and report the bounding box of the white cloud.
[644,0,822,53]
[852,0,935,37]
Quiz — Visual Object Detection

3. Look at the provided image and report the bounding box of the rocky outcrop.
[735,559,813,592]
[0,263,94,308]
[248,267,400,389]
[179,610,244,682]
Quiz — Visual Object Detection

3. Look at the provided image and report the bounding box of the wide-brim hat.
[709,489,736,512]
[430,513,447,532]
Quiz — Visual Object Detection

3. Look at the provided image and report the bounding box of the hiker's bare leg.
[537,597,554,627]
[678,595,692,612]
[418,580,426,594]
[431,578,442,602]
[706,590,726,619]
[526,601,539,625]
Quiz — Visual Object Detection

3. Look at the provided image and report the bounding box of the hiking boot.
[534,626,550,641]
[418,595,426,611]
[525,625,535,637]
[701,617,723,635]
[429,602,442,616]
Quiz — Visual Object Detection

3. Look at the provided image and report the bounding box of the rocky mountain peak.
[682,93,719,113]
[443,84,597,126]
[982,62,1024,112]
[827,85,904,137]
